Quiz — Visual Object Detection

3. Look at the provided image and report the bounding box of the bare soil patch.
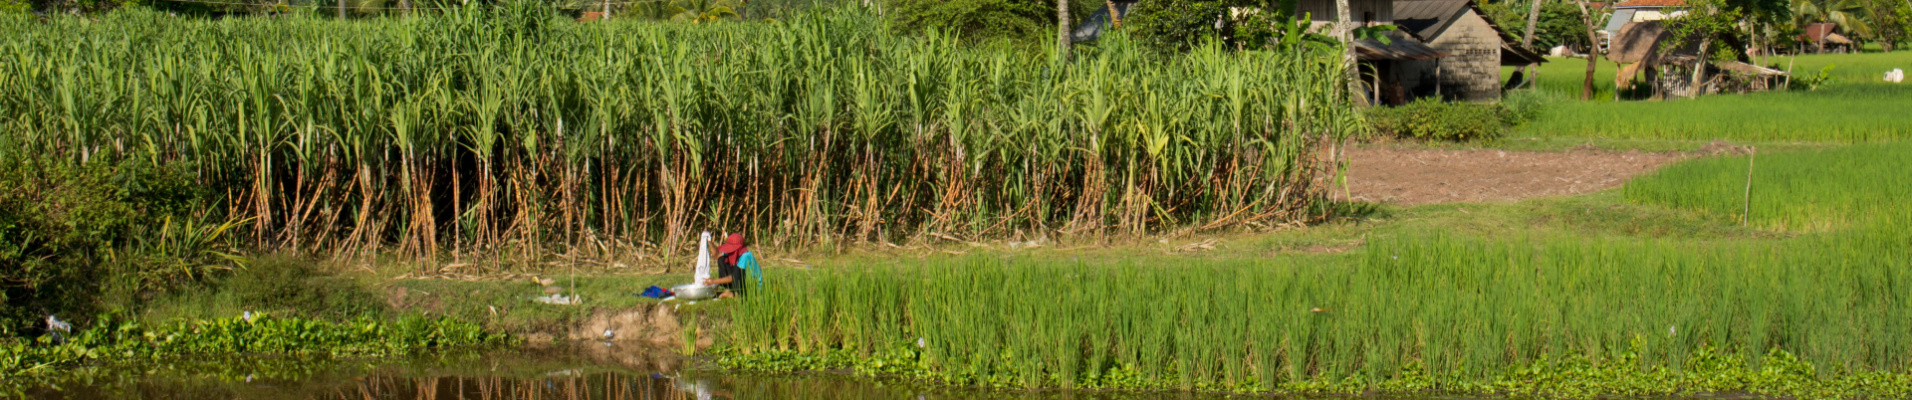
[1334,146,1682,206]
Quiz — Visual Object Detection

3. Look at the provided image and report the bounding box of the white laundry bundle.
[1886,69,1904,83]
[694,231,713,281]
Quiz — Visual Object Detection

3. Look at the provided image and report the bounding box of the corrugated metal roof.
[1602,9,1635,32]
[1355,35,1450,61]
[1392,0,1470,40]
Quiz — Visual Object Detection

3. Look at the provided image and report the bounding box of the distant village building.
[1389,0,1544,102]
[1609,0,1686,23]
[1796,23,1853,53]
[1600,0,1683,49]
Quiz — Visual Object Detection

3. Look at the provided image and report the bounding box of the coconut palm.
[1794,0,1876,39]
[669,0,741,22]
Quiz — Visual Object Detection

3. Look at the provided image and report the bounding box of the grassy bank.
[713,143,1912,398]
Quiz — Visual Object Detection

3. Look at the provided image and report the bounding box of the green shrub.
[884,0,1057,43]
[1124,0,1230,52]
[0,159,226,335]
[1365,99,1511,141]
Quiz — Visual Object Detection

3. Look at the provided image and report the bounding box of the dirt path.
[1334,146,1683,206]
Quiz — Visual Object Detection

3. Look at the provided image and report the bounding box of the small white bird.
[916,337,925,348]
[243,310,253,322]
[603,329,615,340]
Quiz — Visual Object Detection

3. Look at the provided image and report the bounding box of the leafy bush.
[1365,99,1514,141]
[1124,0,1230,51]
[1124,0,1326,53]
[885,0,1056,43]
[1499,89,1560,125]
[0,159,229,336]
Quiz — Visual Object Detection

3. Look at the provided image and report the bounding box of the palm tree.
[1794,0,1875,48]
[669,0,741,23]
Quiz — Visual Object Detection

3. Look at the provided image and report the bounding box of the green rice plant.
[1506,51,1912,100]
[1625,142,1912,232]
[726,217,1912,395]
[1513,83,1912,142]
[0,5,1362,266]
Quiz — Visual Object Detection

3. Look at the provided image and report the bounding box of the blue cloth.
[738,251,762,288]
[639,286,673,299]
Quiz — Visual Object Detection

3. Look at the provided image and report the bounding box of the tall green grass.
[1513,84,1912,142]
[0,6,1362,264]
[728,145,1912,395]
[727,223,1912,394]
[1506,51,1912,99]
[1626,143,1912,232]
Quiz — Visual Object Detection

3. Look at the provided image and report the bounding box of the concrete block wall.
[1427,11,1502,102]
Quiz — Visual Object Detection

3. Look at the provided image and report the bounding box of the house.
[1609,21,1784,98]
[1598,0,1682,50]
[1796,23,1853,53]
[1386,0,1545,102]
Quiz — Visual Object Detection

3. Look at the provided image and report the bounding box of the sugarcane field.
[3,0,1911,398]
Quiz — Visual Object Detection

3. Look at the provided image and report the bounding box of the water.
[22,344,1256,400]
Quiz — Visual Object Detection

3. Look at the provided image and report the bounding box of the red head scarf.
[717,233,747,265]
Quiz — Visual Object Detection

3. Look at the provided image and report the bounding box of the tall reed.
[0,6,1362,266]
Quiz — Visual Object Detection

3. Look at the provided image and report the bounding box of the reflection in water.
[20,344,1278,400]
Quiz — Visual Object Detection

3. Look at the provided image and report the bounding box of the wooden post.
[338,0,345,19]
[1742,146,1755,226]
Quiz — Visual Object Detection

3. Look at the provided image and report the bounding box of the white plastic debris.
[532,294,580,305]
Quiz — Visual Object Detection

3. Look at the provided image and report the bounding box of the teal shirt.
[738,251,762,288]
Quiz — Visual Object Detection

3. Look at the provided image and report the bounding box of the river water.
[24,344,1269,400]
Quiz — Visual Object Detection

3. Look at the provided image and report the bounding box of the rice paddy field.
[722,144,1912,397]
[1502,52,1912,143]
